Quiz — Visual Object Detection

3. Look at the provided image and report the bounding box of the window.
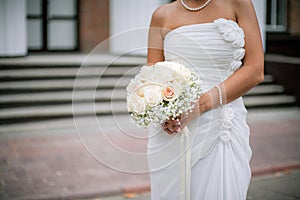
[266,0,288,32]
[27,0,79,51]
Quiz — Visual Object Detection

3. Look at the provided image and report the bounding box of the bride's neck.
[184,0,207,3]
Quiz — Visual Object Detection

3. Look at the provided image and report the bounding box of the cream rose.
[126,79,138,93]
[171,62,191,80]
[127,94,146,114]
[144,86,163,107]
[148,67,174,84]
[162,86,175,102]
[137,65,152,80]
[155,62,191,81]
[162,80,183,101]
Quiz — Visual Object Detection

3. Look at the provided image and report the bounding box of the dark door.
[27,0,79,51]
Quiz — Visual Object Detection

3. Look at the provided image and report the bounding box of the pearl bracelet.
[216,85,223,107]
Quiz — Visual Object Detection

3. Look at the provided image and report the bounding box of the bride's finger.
[164,126,175,135]
[164,122,181,134]
[165,122,180,131]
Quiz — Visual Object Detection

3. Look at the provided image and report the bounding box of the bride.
[146,0,264,199]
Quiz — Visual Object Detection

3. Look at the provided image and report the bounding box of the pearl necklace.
[181,0,211,11]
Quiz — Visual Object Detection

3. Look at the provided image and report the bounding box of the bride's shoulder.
[229,0,254,9]
[150,2,177,27]
[229,0,257,19]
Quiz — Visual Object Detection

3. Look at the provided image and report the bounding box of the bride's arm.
[219,0,264,104]
[147,6,166,65]
[200,0,264,112]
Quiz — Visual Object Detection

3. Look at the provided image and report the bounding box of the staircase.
[243,75,296,108]
[0,57,297,125]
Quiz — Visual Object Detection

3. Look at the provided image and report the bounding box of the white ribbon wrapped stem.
[180,127,191,200]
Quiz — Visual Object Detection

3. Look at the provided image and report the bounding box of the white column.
[252,0,267,51]
[0,0,27,57]
[110,0,169,55]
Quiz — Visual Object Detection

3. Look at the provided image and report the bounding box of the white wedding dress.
[147,18,252,200]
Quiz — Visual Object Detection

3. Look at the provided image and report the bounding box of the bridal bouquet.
[126,61,202,128]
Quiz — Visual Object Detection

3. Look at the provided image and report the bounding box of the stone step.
[0,77,132,93]
[0,101,128,124]
[0,84,285,107]
[243,95,296,108]
[261,74,274,84]
[0,94,296,124]
[0,66,139,80]
[0,74,278,94]
[246,84,285,96]
[0,89,127,108]
[0,69,274,83]
[0,62,296,125]
[0,54,146,68]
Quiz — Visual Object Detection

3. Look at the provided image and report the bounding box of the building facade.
[0,0,298,57]
[266,0,300,56]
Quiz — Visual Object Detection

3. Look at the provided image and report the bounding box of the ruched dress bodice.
[164,18,245,90]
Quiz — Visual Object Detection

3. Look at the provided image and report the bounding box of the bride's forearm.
[198,63,264,113]
[222,64,264,104]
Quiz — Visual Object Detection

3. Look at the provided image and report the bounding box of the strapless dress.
[147,18,252,200]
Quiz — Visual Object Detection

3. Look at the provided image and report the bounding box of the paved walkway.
[95,169,300,200]
[0,107,299,199]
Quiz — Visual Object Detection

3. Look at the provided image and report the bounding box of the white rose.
[127,94,146,114]
[160,62,191,81]
[144,86,163,107]
[148,67,174,84]
[170,80,183,96]
[138,65,153,80]
[134,75,147,86]
[126,79,138,93]
[171,63,191,80]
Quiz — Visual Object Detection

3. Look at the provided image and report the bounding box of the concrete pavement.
[95,169,300,200]
[0,107,299,199]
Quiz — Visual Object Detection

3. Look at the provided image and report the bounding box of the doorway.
[27,0,79,51]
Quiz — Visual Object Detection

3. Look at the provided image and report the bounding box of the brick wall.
[79,0,110,52]
[289,0,300,35]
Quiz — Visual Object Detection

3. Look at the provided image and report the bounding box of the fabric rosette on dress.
[214,18,245,73]
[213,18,245,144]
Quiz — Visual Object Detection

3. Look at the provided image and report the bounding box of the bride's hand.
[162,93,211,135]
[163,102,201,135]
